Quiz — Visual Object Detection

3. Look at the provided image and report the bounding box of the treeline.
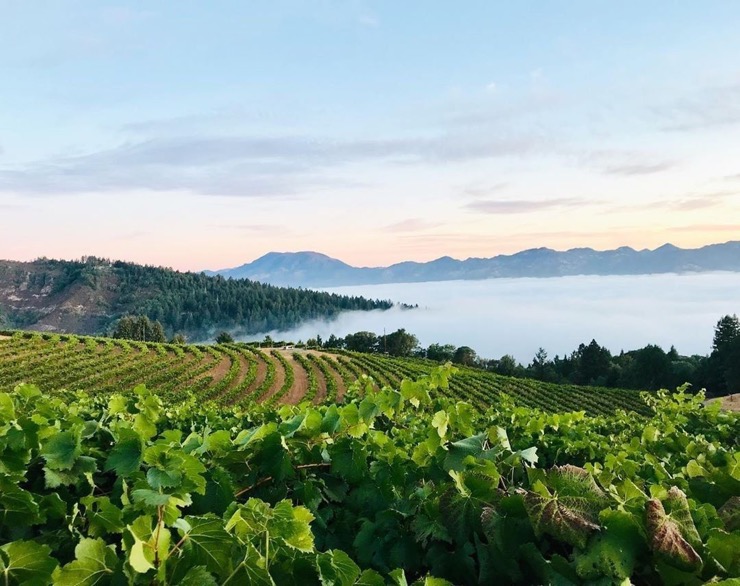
[293,315,739,397]
[10,257,394,336]
[488,314,740,397]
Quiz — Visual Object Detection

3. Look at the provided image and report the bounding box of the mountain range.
[210,241,740,287]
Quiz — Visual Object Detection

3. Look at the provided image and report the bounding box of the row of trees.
[309,329,421,357]
[112,315,186,344]
[498,315,740,396]
[460,315,740,397]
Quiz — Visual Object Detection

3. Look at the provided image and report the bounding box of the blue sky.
[1,1,739,269]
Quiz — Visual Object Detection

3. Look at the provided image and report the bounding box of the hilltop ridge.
[0,257,392,336]
[212,240,740,287]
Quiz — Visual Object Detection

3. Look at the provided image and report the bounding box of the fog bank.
[243,273,740,362]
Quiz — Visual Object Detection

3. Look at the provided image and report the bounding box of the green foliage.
[216,331,234,344]
[113,315,167,342]
[0,365,738,585]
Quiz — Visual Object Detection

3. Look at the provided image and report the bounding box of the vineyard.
[0,362,738,584]
[0,331,651,416]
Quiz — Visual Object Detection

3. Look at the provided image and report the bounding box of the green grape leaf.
[80,496,125,536]
[356,569,386,586]
[431,410,449,439]
[271,500,315,552]
[646,494,703,571]
[44,455,97,488]
[132,489,172,507]
[176,515,235,578]
[125,515,171,575]
[0,480,41,526]
[0,540,58,586]
[224,544,274,586]
[316,549,361,586]
[439,490,482,545]
[0,393,16,421]
[226,498,315,554]
[104,427,143,477]
[197,429,233,455]
[575,510,645,580]
[706,528,740,575]
[53,537,118,586]
[388,569,409,586]
[41,429,81,470]
[107,394,128,416]
[179,565,218,586]
[443,433,487,472]
[147,467,182,490]
[518,543,578,586]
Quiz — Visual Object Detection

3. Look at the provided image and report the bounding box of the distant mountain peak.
[211,241,740,288]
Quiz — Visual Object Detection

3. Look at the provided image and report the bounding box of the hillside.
[0,257,392,337]
[213,241,740,287]
[0,330,650,415]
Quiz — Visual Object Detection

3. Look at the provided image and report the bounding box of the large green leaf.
[53,538,119,586]
[0,480,40,526]
[0,393,16,421]
[104,427,143,477]
[225,498,315,554]
[443,433,487,472]
[41,429,81,470]
[0,540,58,586]
[439,490,482,545]
[80,496,125,536]
[178,565,218,586]
[355,569,386,586]
[316,549,361,586]
[706,528,740,576]
[574,510,645,580]
[270,500,316,552]
[175,515,235,578]
[222,544,275,586]
[124,515,172,576]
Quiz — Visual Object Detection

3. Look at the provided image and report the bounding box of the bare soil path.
[282,353,308,404]
[205,354,232,385]
[707,393,740,412]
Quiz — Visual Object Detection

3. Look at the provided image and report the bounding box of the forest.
[0,257,393,337]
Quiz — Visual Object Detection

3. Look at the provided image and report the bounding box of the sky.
[1,0,739,271]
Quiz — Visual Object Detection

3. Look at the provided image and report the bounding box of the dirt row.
[189,348,350,405]
[0,335,357,404]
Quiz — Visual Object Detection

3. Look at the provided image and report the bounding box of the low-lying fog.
[245,273,740,362]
